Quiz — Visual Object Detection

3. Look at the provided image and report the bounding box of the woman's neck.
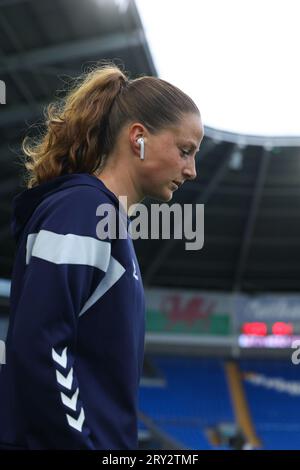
[95,165,143,213]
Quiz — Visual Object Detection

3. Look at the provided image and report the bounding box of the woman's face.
[139,113,204,202]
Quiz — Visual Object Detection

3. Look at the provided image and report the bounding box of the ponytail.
[23,63,128,187]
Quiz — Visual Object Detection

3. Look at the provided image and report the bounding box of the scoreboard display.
[239,321,300,348]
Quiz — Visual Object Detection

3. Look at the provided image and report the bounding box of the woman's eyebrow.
[186,141,200,152]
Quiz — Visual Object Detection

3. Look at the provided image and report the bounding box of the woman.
[0,63,203,450]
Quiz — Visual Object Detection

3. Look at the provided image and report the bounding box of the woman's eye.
[181,149,190,158]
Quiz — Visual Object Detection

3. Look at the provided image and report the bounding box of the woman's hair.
[23,61,200,188]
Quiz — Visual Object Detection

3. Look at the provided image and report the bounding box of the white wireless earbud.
[137,137,145,160]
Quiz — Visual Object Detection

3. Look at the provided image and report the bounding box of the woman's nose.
[183,158,197,181]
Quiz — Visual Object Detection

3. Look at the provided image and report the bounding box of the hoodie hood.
[11,173,120,242]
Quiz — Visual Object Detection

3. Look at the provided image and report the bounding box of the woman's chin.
[163,192,173,202]
[149,189,173,202]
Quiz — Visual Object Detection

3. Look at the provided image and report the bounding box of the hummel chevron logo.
[52,347,67,368]
[61,388,79,411]
[66,407,85,432]
[52,345,86,433]
[132,260,138,280]
[56,368,73,390]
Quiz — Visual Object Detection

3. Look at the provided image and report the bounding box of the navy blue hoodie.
[0,174,145,449]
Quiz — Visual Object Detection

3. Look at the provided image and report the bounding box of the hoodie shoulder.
[11,174,120,242]
[25,184,116,240]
